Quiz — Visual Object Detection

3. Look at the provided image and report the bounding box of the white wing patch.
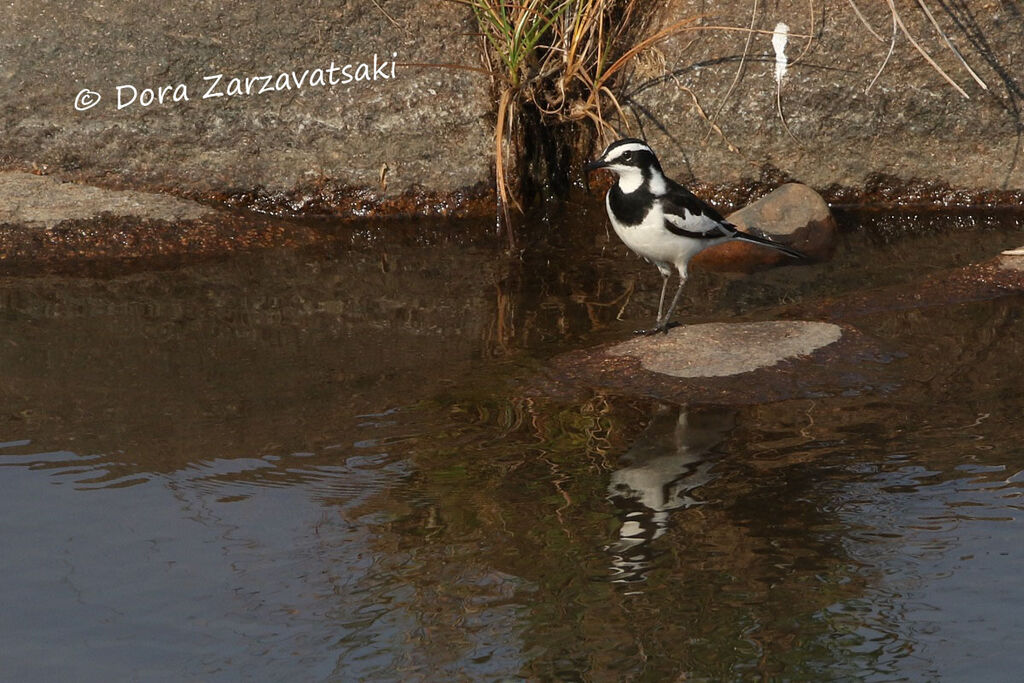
[665,210,726,235]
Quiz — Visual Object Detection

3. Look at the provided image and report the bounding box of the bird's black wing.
[659,178,737,240]
[662,179,806,259]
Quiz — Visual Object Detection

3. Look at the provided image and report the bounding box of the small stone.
[606,321,843,378]
[999,247,1024,272]
[693,183,837,272]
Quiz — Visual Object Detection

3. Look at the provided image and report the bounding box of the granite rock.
[0,1,493,209]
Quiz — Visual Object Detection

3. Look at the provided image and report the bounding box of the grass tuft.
[454,0,988,245]
[454,0,697,241]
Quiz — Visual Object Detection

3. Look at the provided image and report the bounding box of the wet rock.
[785,252,1024,323]
[607,321,842,378]
[545,321,880,405]
[0,172,211,229]
[694,182,836,272]
[0,170,320,273]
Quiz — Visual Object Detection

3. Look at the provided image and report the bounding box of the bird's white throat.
[616,168,645,193]
[616,167,667,196]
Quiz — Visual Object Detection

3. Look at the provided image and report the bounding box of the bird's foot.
[633,321,680,336]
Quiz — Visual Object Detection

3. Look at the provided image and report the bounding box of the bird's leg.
[634,270,686,336]
[658,274,688,331]
[634,271,670,336]
[656,271,670,322]
[643,270,687,335]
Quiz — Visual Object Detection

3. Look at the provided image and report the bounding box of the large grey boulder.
[0,2,493,212]
[630,2,1023,197]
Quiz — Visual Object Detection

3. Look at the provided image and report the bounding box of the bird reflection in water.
[605,405,735,584]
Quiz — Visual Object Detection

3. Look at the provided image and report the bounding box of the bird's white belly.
[607,199,714,268]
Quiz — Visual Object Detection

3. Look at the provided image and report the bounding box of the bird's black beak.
[583,157,609,193]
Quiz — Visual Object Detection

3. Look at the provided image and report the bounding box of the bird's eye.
[621,151,633,161]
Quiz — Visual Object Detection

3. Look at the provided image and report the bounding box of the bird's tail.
[733,228,806,259]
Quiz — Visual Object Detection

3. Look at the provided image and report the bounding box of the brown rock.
[693,182,836,272]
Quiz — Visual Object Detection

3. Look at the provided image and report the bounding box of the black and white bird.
[585,138,805,335]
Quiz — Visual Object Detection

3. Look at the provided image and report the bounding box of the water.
[1,203,1023,680]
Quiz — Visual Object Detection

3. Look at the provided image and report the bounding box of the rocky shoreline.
[1,2,1021,224]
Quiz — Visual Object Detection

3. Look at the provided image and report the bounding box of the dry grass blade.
[370,0,407,33]
[706,0,758,138]
[790,0,816,66]
[593,17,701,94]
[887,0,970,99]
[495,86,519,249]
[867,7,898,92]
[494,86,512,212]
[848,0,886,43]
[688,25,812,39]
[914,0,988,90]
[399,61,492,75]
[672,78,738,153]
[776,83,800,145]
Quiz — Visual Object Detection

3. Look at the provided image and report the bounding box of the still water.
[1,202,1023,681]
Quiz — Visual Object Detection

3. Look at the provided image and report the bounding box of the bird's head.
[584,138,663,190]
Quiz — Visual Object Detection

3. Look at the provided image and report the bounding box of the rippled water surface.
[2,204,1023,680]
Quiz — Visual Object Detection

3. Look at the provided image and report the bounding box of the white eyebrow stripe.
[604,142,652,160]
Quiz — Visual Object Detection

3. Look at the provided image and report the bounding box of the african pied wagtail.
[585,138,805,335]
